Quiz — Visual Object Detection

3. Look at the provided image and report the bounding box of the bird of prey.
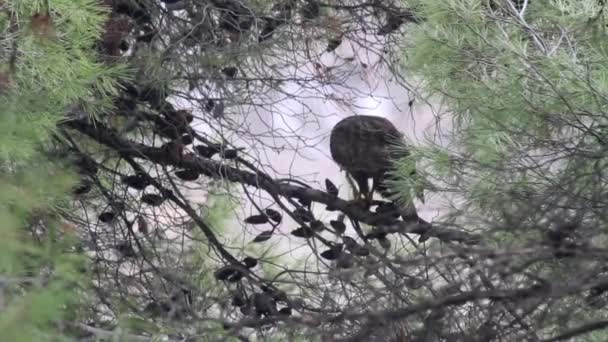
[330,115,417,204]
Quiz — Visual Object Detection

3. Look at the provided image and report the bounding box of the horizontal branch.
[334,275,608,338]
[543,320,608,342]
[62,118,480,244]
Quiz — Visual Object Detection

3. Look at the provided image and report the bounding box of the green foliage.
[398,0,608,338]
[0,0,127,340]
[401,0,608,197]
[201,189,240,233]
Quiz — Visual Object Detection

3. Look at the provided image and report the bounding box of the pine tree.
[395,0,608,339]
[0,1,127,339]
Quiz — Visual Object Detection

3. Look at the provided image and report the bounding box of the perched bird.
[329,115,413,204]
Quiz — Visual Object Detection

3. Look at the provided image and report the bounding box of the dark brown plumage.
[329,115,408,203]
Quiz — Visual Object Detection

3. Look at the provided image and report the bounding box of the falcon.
[330,115,420,203]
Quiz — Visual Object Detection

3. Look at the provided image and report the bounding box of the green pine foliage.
[402,0,608,207]
[399,0,608,339]
[0,1,127,340]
